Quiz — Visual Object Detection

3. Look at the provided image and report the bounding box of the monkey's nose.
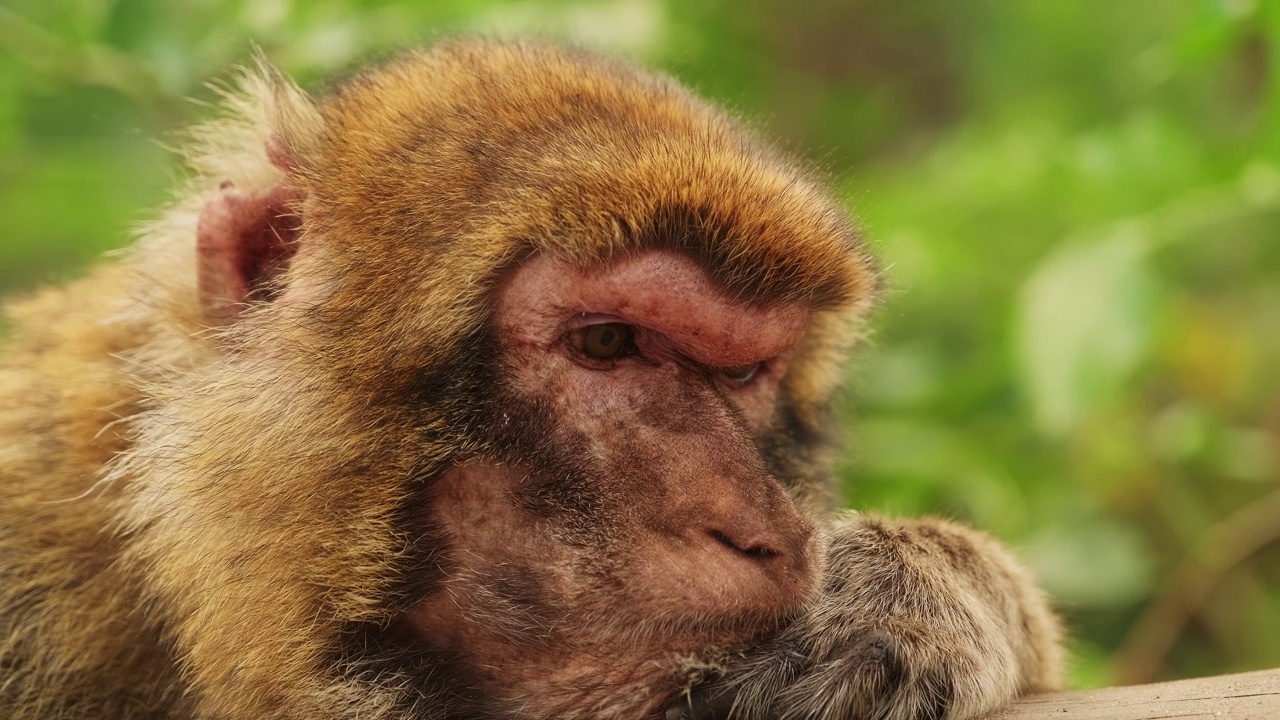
[691,513,819,605]
[706,526,785,562]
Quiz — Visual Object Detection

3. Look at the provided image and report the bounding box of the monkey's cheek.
[403,601,458,655]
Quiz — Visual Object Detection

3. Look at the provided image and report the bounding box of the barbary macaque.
[0,40,1062,720]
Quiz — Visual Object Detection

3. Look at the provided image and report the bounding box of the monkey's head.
[124,41,875,718]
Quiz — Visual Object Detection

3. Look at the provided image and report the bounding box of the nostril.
[708,528,782,561]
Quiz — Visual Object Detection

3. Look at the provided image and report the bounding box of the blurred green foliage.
[3,0,1278,690]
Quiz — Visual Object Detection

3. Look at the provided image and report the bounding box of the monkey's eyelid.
[563,312,630,331]
[718,362,763,385]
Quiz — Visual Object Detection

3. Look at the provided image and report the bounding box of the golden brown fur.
[0,40,1058,720]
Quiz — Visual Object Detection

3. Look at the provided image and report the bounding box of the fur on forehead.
[266,39,877,313]
[165,39,878,392]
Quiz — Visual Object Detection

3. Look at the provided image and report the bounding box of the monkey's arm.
[671,512,1063,720]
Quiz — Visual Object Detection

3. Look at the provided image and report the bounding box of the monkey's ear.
[196,179,303,325]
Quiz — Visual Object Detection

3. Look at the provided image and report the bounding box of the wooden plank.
[991,668,1280,720]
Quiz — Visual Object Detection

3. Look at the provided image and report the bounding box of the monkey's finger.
[664,684,740,720]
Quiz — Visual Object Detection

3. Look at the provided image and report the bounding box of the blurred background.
[2,0,1278,691]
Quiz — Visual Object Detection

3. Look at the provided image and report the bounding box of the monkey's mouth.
[398,564,798,720]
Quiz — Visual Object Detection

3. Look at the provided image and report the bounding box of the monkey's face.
[405,250,822,700]
[150,41,880,718]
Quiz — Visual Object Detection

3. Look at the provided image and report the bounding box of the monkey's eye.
[576,323,635,361]
[719,362,762,385]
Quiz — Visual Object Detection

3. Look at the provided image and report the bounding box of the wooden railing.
[991,668,1280,719]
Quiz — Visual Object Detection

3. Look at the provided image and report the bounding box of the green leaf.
[1016,224,1158,435]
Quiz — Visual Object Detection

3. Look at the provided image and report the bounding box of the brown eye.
[579,323,633,360]
[720,362,762,385]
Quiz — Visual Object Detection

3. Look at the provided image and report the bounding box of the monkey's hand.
[667,512,1063,720]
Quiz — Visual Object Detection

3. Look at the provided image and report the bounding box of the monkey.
[0,40,1063,720]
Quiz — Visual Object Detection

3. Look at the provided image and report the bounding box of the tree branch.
[990,668,1280,720]
[1113,486,1280,684]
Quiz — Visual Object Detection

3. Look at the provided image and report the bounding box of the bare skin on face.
[409,251,821,718]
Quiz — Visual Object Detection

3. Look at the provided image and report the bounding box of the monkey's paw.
[668,619,1013,720]
[665,514,1058,720]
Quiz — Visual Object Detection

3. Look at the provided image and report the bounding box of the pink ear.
[196,181,303,325]
[265,134,299,174]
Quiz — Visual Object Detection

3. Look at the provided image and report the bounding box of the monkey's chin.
[407,604,756,720]
[405,573,805,719]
